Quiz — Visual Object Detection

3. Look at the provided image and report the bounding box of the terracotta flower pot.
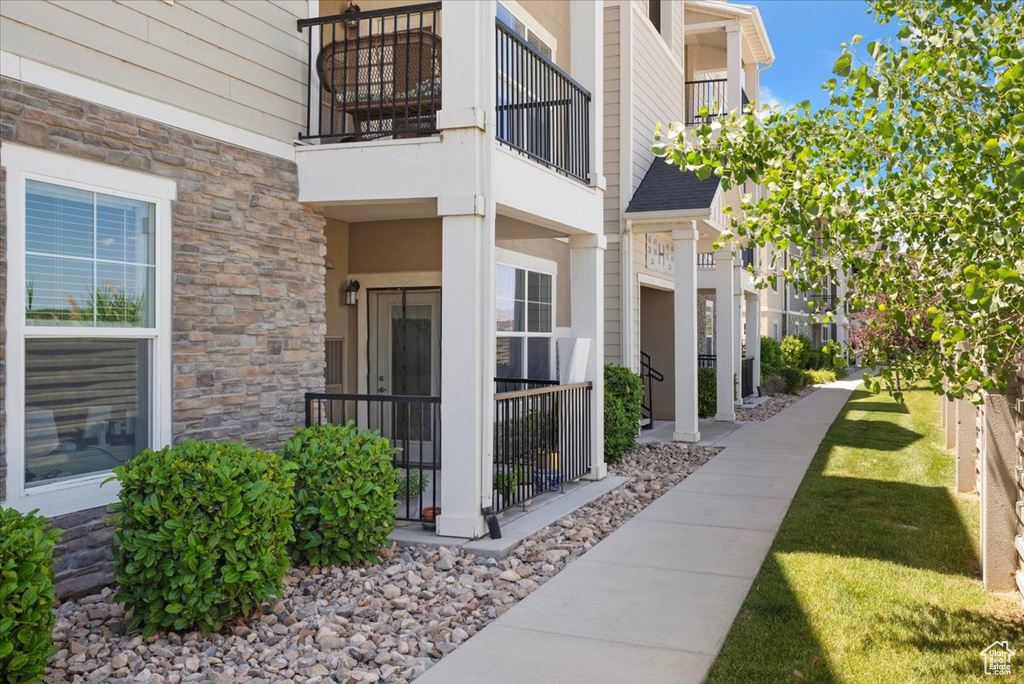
[421,507,441,531]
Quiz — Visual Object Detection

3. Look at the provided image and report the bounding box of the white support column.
[743,63,758,106]
[746,293,761,395]
[436,0,496,540]
[733,264,743,405]
[569,234,608,480]
[715,249,736,421]
[439,213,494,540]
[725,25,743,112]
[673,225,700,442]
[571,0,603,188]
[835,274,849,350]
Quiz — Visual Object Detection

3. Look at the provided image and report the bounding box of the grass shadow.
[707,554,839,683]
[821,418,923,452]
[846,401,911,414]
[776,475,979,578]
[877,602,1024,681]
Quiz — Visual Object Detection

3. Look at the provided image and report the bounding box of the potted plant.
[421,506,441,531]
[492,469,518,510]
[396,469,429,499]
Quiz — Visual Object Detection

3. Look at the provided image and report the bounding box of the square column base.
[583,462,608,481]
[715,412,736,422]
[436,513,485,539]
[673,430,701,443]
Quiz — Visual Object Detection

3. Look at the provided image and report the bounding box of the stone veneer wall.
[0,77,326,597]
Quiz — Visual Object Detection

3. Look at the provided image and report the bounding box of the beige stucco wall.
[517,1,571,72]
[640,286,675,420]
[0,0,309,143]
[348,219,443,273]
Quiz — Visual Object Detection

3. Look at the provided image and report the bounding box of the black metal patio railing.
[495,21,591,183]
[298,3,442,142]
[698,354,717,368]
[305,391,440,523]
[495,377,560,394]
[492,381,592,514]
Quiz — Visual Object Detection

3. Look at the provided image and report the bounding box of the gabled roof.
[625,160,721,215]
[685,1,775,66]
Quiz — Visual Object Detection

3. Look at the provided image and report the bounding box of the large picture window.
[496,263,554,380]
[4,145,174,517]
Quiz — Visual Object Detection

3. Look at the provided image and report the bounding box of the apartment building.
[603,0,773,440]
[1,0,791,597]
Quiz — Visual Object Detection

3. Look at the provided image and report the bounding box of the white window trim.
[498,1,558,59]
[2,143,175,517]
[495,248,557,380]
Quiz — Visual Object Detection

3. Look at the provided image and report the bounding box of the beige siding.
[630,8,684,194]
[518,0,572,72]
[602,5,623,364]
[0,0,309,142]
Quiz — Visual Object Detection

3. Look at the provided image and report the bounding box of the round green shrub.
[780,334,810,369]
[697,367,717,418]
[111,440,296,636]
[0,507,59,682]
[760,336,783,380]
[604,364,643,463]
[281,422,398,567]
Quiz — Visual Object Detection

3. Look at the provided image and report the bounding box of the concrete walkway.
[417,374,862,684]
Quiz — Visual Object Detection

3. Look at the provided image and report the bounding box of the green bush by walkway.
[706,387,1024,683]
[604,364,643,463]
[111,441,295,636]
[281,422,398,566]
[0,506,59,682]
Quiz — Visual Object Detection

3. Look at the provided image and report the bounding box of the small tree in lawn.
[654,0,1023,401]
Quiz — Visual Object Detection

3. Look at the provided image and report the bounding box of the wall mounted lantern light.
[344,280,361,306]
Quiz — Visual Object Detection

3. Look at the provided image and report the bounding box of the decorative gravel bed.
[44,443,719,684]
[735,386,817,422]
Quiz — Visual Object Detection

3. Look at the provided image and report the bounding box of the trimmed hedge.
[111,440,296,636]
[806,368,838,385]
[698,367,717,418]
[281,423,398,567]
[0,507,59,682]
[604,364,643,463]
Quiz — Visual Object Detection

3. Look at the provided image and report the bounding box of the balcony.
[809,293,838,312]
[297,4,591,185]
[298,3,443,143]
[495,21,591,183]
[685,79,749,126]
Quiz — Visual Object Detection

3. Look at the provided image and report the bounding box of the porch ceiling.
[320,199,437,223]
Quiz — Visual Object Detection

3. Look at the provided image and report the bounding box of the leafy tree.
[654,0,1023,400]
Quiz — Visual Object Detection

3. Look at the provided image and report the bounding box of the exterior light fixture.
[344,280,361,306]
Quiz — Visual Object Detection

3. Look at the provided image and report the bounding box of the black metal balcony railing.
[496,22,591,183]
[698,354,717,368]
[697,252,716,270]
[495,377,560,394]
[685,79,749,126]
[305,391,440,523]
[493,382,592,514]
[298,3,442,142]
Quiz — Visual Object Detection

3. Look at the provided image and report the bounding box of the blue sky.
[747,1,902,110]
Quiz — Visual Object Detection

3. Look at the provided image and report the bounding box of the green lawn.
[706,386,1024,683]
